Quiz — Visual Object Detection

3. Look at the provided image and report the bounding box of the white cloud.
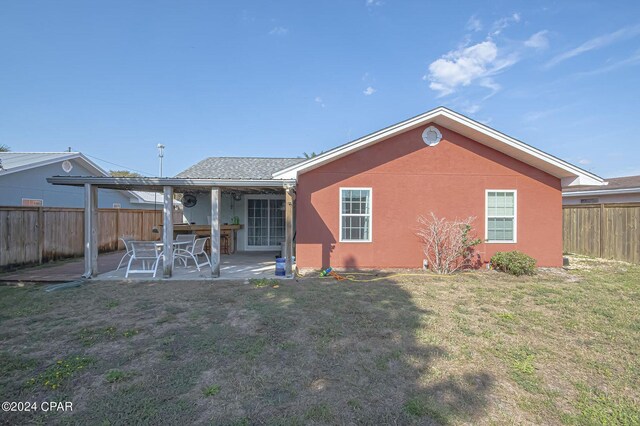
[478,78,501,99]
[490,13,521,36]
[363,86,377,96]
[578,158,591,165]
[575,50,640,76]
[525,30,549,49]
[269,26,288,36]
[314,96,325,108]
[425,40,518,97]
[366,0,383,6]
[462,103,481,114]
[545,24,640,68]
[466,15,482,32]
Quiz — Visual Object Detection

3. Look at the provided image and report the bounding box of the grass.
[202,384,221,397]
[105,369,133,383]
[0,255,638,424]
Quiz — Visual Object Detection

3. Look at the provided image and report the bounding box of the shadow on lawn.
[0,278,494,424]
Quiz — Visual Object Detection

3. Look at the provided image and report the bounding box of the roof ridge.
[202,156,302,160]
[0,151,80,154]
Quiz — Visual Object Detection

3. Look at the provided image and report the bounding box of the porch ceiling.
[46,176,296,192]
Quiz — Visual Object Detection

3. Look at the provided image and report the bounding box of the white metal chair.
[116,237,134,270]
[125,241,161,278]
[173,234,197,267]
[175,234,196,250]
[178,237,211,271]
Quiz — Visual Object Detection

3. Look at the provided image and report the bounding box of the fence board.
[563,203,640,264]
[0,206,167,269]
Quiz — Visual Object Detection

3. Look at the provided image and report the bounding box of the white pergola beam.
[211,187,221,277]
[285,186,294,278]
[162,186,174,278]
[82,183,98,278]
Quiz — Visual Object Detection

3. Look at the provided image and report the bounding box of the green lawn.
[0,256,639,425]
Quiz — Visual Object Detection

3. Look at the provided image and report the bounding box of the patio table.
[155,241,192,267]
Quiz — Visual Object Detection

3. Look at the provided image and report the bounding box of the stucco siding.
[295,123,563,269]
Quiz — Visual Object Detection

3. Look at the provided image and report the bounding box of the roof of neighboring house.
[0,152,170,206]
[563,175,640,196]
[0,152,108,176]
[129,191,181,206]
[176,157,305,179]
[272,106,604,187]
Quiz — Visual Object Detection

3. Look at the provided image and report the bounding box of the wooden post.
[37,207,44,264]
[211,187,221,277]
[285,186,294,278]
[599,203,605,258]
[82,184,98,278]
[162,186,174,278]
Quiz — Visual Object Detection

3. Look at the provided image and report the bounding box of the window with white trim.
[340,188,372,242]
[486,190,516,242]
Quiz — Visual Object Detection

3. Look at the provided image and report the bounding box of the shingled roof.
[175,157,305,180]
[562,175,640,193]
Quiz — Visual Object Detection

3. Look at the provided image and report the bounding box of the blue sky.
[1,1,639,178]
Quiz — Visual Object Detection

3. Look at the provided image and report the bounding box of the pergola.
[46,176,296,279]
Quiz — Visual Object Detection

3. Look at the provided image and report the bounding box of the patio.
[96,251,284,281]
[46,176,296,279]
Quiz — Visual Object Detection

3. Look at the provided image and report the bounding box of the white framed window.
[112,203,121,209]
[340,188,372,242]
[485,190,517,243]
[21,198,43,207]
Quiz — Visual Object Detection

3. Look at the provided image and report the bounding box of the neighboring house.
[562,175,640,205]
[0,152,164,209]
[49,107,604,271]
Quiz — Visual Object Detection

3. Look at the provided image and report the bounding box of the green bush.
[490,251,536,276]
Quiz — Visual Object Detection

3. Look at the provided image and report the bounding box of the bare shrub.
[417,213,482,274]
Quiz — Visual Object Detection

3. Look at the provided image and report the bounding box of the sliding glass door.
[247,197,285,250]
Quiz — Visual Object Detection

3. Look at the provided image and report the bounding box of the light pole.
[157,144,165,177]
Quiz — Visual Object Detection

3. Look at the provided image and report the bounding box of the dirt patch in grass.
[0,256,638,424]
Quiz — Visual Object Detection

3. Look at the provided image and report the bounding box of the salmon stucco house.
[48,107,604,278]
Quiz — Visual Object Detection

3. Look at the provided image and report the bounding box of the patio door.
[246,197,285,250]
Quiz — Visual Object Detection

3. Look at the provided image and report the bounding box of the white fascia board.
[0,153,80,176]
[273,107,605,188]
[563,187,640,197]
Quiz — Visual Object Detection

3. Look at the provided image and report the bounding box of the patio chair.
[125,241,161,278]
[175,234,196,250]
[173,234,197,266]
[180,237,211,271]
[116,237,134,270]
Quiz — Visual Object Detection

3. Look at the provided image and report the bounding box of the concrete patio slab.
[0,252,125,283]
[95,251,286,281]
[0,251,290,283]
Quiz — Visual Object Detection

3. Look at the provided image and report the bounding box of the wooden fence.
[563,203,640,264]
[0,207,166,270]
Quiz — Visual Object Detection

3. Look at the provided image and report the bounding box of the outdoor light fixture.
[157,143,165,177]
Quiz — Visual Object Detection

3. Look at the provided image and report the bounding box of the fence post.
[37,207,44,264]
[599,203,605,258]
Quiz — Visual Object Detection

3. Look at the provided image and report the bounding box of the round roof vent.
[61,160,73,173]
[422,126,442,146]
